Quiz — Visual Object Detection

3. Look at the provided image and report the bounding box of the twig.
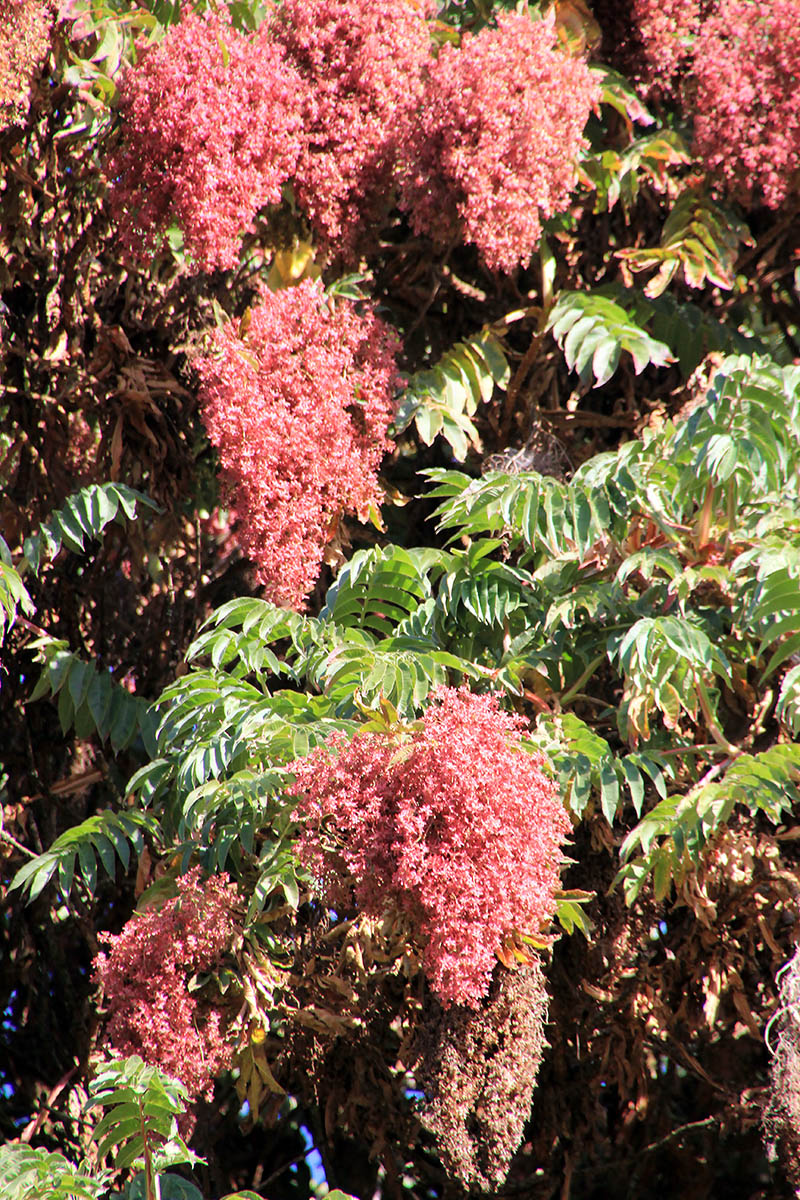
[544,409,637,429]
[695,673,740,757]
[500,328,545,440]
[405,240,456,338]
[0,829,37,859]
[560,1150,573,1200]
[259,1151,309,1190]
[559,654,606,706]
[440,264,486,302]
[20,1065,78,1143]
[640,1114,718,1156]
[25,769,104,803]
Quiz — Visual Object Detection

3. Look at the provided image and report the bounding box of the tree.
[2,1,800,1197]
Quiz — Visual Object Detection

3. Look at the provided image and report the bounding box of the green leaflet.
[121,1175,204,1200]
[320,545,434,636]
[581,127,689,216]
[0,1055,201,1200]
[589,64,655,132]
[21,482,159,575]
[1,483,157,644]
[426,466,623,560]
[0,537,34,644]
[535,712,672,822]
[547,289,674,387]
[0,1145,107,1200]
[618,189,752,297]
[27,638,159,754]
[616,744,800,903]
[89,1056,201,1174]
[392,332,509,460]
[664,356,800,513]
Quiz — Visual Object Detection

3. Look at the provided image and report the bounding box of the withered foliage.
[240,910,553,1195]
[512,819,800,1198]
[269,911,423,1166]
[765,947,800,1190]
[0,23,256,1152]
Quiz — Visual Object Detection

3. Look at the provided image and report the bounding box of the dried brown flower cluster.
[765,946,800,1189]
[411,960,550,1191]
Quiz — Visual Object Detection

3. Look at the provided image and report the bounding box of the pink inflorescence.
[195,280,399,610]
[107,8,303,271]
[0,0,53,127]
[630,0,702,94]
[692,0,800,210]
[273,0,432,260]
[593,0,703,98]
[291,686,571,1008]
[93,868,240,1102]
[399,11,598,274]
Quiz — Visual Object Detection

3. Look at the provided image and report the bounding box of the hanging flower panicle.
[692,0,800,209]
[196,279,399,609]
[93,868,240,1103]
[272,0,433,259]
[291,686,571,1008]
[399,11,598,273]
[107,8,303,270]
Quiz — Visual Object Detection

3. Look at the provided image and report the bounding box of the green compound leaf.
[9,810,158,904]
[0,1144,107,1200]
[22,483,159,576]
[547,290,674,387]
[392,332,509,460]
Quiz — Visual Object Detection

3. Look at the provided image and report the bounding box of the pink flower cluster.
[0,0,53,127]
[196,280,399,609]
[107,8,302,270]
[272,0,432,259]
[93,868,240,1102]
[399,12,598,273]
[107,5,597,272]
[692,0,800,209]
[594,0,800,209]
[291,687,570,1008]
[593,0,703,98]
[107,0,429,267]
[632,0,704,96]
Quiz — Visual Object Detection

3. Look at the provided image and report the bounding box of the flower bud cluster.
[271,0,433,258]
[0,0,53,128]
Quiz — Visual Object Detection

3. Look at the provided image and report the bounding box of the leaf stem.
[559,654,606,706]
[141,1102,157,1200]
[694,673,740,757]
[0,829,37,859]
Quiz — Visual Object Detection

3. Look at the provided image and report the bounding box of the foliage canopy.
[2,1,800,1198]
